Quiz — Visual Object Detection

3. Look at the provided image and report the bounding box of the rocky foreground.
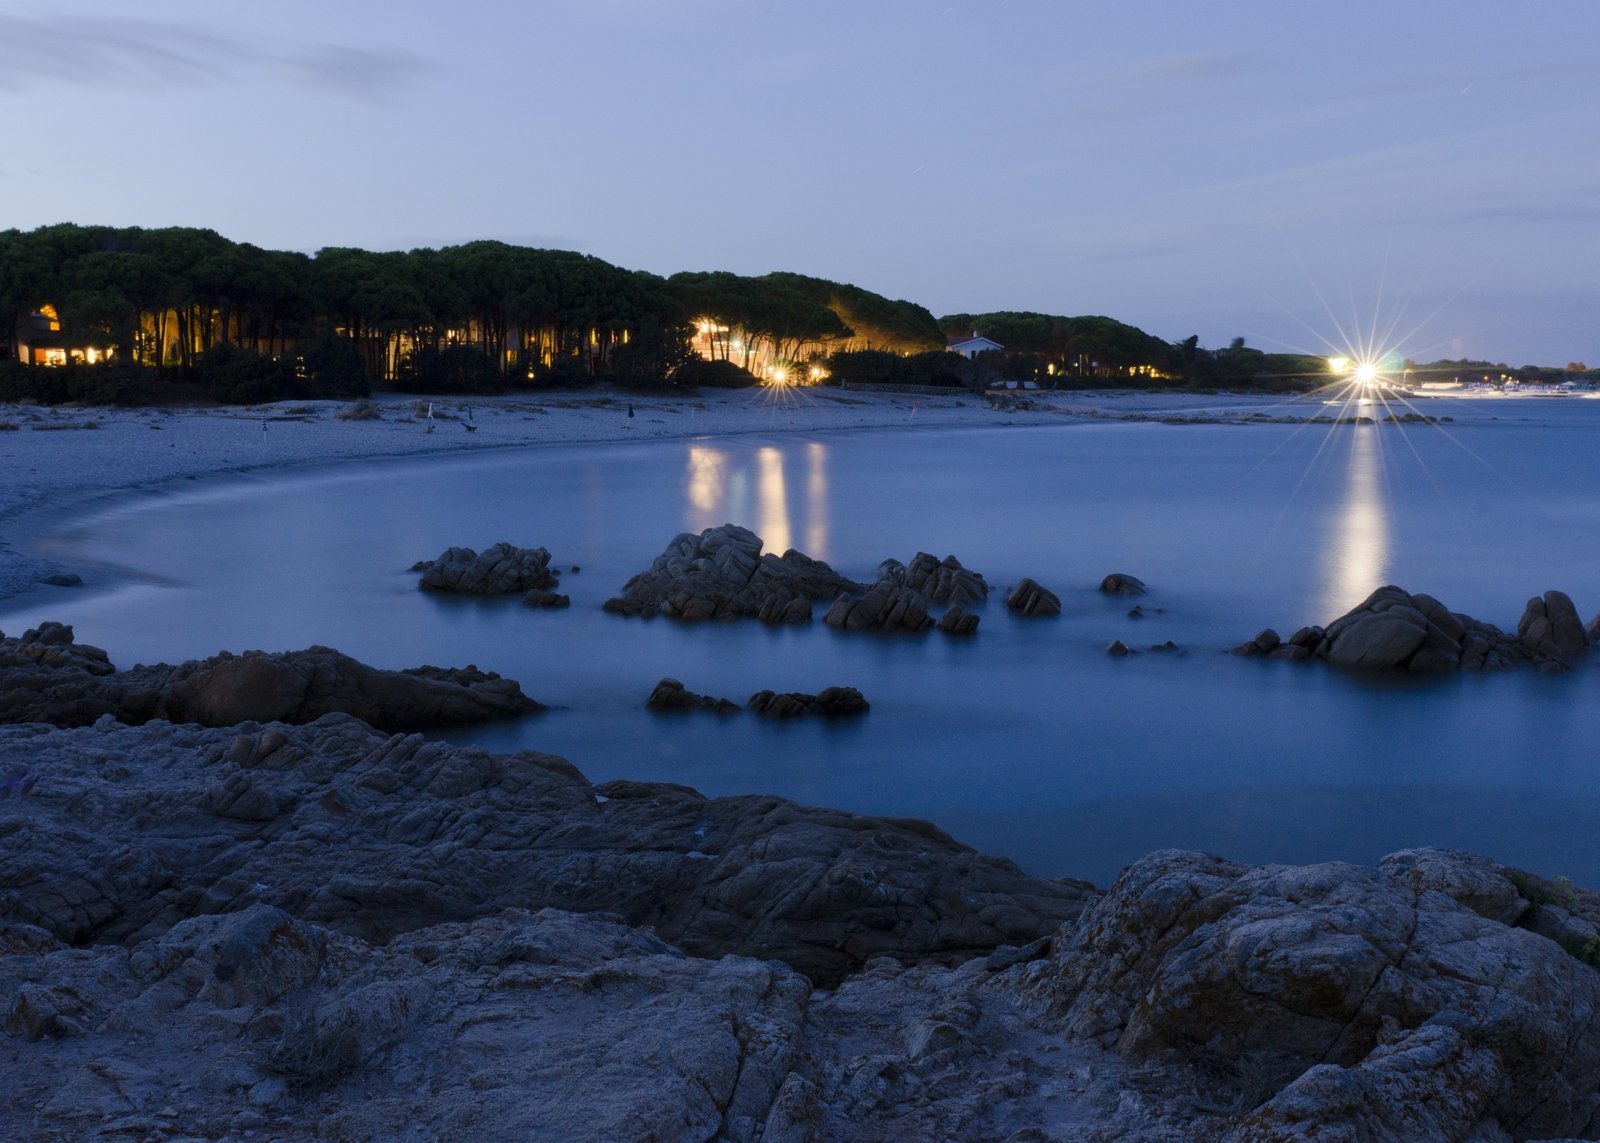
[5,710,1600,1139]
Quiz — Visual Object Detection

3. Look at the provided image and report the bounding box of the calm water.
[8,397,1600,887]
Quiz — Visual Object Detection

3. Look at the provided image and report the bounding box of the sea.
[7,395,1600,888]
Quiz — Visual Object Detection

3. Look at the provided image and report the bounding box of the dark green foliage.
[672,358,758,388]
[192,343,298,404]
[823,349,985,389]
[608,314,697,389]
[296,331,369,399]
[404,345,504,394]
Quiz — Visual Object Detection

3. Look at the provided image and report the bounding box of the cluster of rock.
[747,687,870,719]
[823,552,987,634]
[1237,585,1594,672]
[603,524,858,624]
[0,622,539,731]
[648,678,870,719]
[413,541,558,596]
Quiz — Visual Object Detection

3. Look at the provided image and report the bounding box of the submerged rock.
[0,623,539,731]
[647,677,739,715]
[1099,573,1147,597]
[415,542,558,595]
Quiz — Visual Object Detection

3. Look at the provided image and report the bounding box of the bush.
[193,344,301,404]
[298,332,370,399]
[670,357,757,388]
[403,345,504,394]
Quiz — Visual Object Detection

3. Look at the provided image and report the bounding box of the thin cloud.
[0,15,431,100]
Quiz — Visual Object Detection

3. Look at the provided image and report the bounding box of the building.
[947,332,1004,360]
[12,305,114,366]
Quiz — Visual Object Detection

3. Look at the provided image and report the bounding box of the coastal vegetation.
[1,223,1589,405]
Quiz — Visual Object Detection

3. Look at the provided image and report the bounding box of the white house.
[947,332,1004,360]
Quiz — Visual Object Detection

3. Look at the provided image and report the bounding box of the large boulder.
[1100,573,1147,597]
[1018,847,1600,1140]
[415,542,557,595]
[0,624,539,731]
[1517,589,1589,665]
[604,525,858,624]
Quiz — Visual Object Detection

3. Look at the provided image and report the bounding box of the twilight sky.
[3,0,1596,364]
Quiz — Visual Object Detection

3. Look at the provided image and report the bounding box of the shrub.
[671,357,757,388]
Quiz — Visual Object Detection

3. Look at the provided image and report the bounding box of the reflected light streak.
[757,447,791,554]
[686,445,728,514]
[1320,426,1389,617]
[805,441,829,559]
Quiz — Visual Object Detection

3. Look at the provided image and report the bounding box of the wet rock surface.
[414,541,558,595]
[0,623,539,731]
[1237,585,1592,672]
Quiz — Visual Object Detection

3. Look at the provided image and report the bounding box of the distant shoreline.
[0,384,1481,606]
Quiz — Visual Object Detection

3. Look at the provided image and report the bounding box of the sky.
[2,0,1596,365]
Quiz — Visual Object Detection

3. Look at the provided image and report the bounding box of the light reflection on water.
[685,440,830,559]
[9,408,1600,887]
[1320,425,1390,616]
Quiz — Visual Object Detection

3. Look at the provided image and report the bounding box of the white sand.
[0,387,1301,601]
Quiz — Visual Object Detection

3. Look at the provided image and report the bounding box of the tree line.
[0,224,948,403]
[10,222,1511,405]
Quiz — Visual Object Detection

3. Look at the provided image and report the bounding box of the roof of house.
[947,334,1005,351]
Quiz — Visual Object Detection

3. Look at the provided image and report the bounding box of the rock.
[1017,847,1600,1140]
[0,716,1088,984]
[1234,628,1282,655]
[1004,578,1061,618]
[747,686,870,719]
[415,542,558,595]
[1105,641,1134,657]
[647,678,739,716]
[1099,573,1147,597]
[1243,585,1589,674]
[521,589,570,609]
[1517,590,1588,664]
[937,605,979,635]
[605,525,859,625]
[884,553,988,606]
[823,582,933,632]
[0,625,540,731]
[39,573,82,587]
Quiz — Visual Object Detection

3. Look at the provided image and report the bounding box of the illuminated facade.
[12,305,115,366]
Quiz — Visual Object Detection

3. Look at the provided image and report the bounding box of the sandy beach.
[0,386,1303,603]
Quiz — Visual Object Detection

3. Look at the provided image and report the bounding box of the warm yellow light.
[1328,356,1350,375]
[1354,362,1379,385]
[771,367,788,384]
[808,366,826,381]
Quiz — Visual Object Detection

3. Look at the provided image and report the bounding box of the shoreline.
[0,386,1315,605]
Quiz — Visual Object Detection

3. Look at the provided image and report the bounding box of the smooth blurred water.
[9,397,1600,887]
